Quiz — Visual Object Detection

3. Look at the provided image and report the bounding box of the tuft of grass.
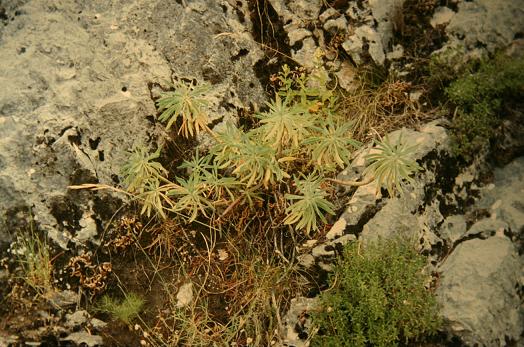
[311,237,441,347]
[338,72,425,143]
[98,292,144,324]
[144,230,307,347]
[13,228,54,297]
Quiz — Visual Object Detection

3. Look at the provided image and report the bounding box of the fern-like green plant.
[202,165,240,202]
[284,174,335,234]
[256,93,313,150]
[304,119,361,171]
[178,149,214,176]
[156,80,212,138]
[121,146,168,193]
[98,293,144,324]
[363,134,421,196]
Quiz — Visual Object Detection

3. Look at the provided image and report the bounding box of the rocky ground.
[0,0,523,346]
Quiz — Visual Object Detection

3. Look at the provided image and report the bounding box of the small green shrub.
[311,238,441,347]
[426,46,469,89]
[446,54,524,159]
[98,292,144,324]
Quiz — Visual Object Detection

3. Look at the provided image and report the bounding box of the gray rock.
[176,282,193,308]
[65,310,89,328]
[463,218,508,240]
[360,195,420,242]
[268,0,322,27]
[90,317,107,330]
[445,0,524,54]
[386,44,404,60]
[47,290,80,308]
[326,218,347,240]
[291,36,319,69]
[287,27,312,47]
[334,61,358,92]
[63,331,104,347]
[312,234,355,258]
[430,6,455,28]
[342,25,381,65]
[0,0,266,249]
[323,17,348,34]
[440,215,467,244]
[281,296,319,347]
[368,0,403,54]
[346,2,372,23]
[342,0,405,65]
[437,236,523,346]
[477,157,524,234]
[319,8,340,23]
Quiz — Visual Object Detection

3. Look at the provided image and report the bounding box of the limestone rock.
[176,282,193,308]
[439,215,467,244]
[63,331,104,347]
[319,8,340,23]
[287,27,312,47]
[445,0,524,54]
[268,0,322,26]
[437,236,523,346]
[323,17,347,34]
[477,157,524,234]
[0,0,265,249]
[281,296,319,347]
[431,6,455,28]
[342,25,386,65]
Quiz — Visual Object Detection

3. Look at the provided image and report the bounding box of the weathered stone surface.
[437,236,523,346]
[477,157,524,234]
[360,195,420,242]
[431,6,455,28]
[444,0,524,54]
[319,8,340,23]
[281,296,319,347]
[268,0,322,26]
[0,0,266,249]
[176,282,193,308]
[63,331,104,347]
[439,215,467,244]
